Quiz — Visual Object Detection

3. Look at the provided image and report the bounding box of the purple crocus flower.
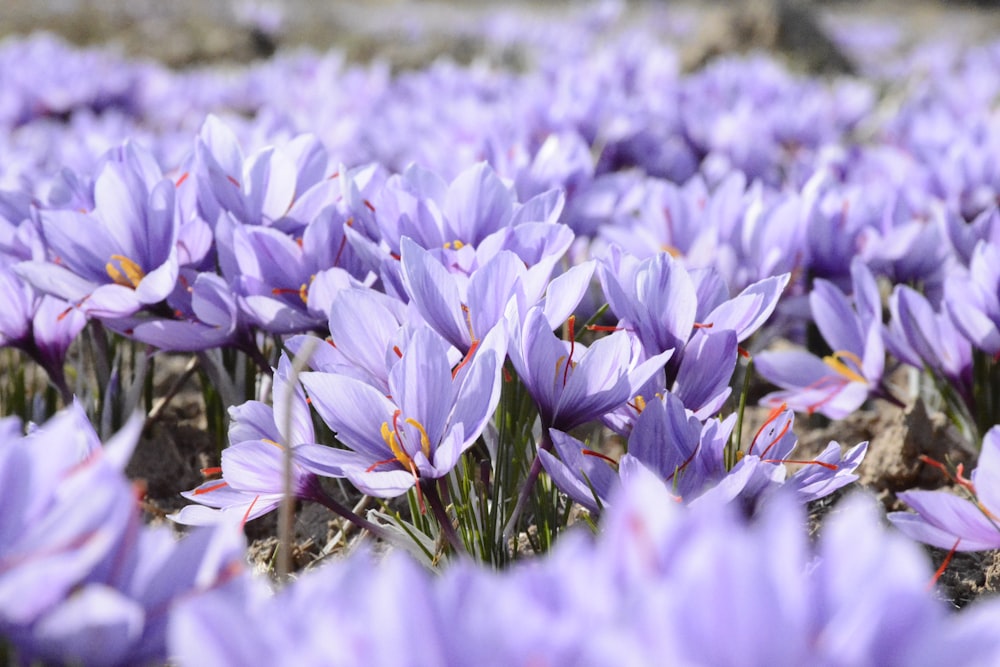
[0,268,86,401]
[706,403,868,510]
[886,282,974,406]
[0,404,247,667]
[16,142,179,319]
[509,304,672,432]
[889,426,1000,551]
[194,116,338,232]
[105,269,248,352]
[300,324,505,499]
[541,391,735,513]
[600,248,789,359]
[172,354,347,526]
[756,258,888,419]
[946,240,1000,356]
[286,285,411,395]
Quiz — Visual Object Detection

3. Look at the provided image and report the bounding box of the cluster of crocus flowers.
[0,405,246,666]
[7,14,1000,666]
[168,468,1000,666]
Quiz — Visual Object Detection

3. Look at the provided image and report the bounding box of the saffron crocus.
[0,268,85,402]
[707,403,868,510]
[946,240,1000,356]
[0,404,248,667]
[509,305,672,432]
[171,354,348,526]
[401,236,525,354]
[300,324,505,499]
[889,426,1000,551]
[16,142,179,319]
[600,247,789,361]
[756,259,889,418]
[540,391,735,513]
[194,116,338,232]
[886,283,974,406]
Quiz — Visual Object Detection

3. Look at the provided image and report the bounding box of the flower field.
[4,3,1000,664]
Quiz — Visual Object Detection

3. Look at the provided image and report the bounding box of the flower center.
[105,254,145,289]
[822,350,866,384]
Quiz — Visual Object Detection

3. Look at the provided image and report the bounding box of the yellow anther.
[822,350,867,385]
[381,421,414,469]
[633,395,647,413]
[661,244,683,258]
[105,254,146,289]
[404,418,432,458]
[444,240,465,250]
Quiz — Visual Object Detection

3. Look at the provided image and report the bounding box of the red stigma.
[240,495,260,528]
[503,366,512,383]
[366,457,400,472]
[749,402,788,456]
[175,171,190,188]
[200,466,223,477]
[582,449,619,467]
[738,346,751,359]
[693,322,713,329]
[194,481,228,495]
[928,538,961,590]
[586,324,621,333]
[762,457,837,471]
[363,199,376,212]
[393,345,403,358]
[452,339,480,379]
[226,175,240,188]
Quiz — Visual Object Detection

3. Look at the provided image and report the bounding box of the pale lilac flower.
[301,324,505,498]
[757,259,889,419]
[890,426,1000,552]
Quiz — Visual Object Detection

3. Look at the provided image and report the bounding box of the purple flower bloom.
[946,240,1000,356]
[171,354,346,525]
[889,426,1000,551]
[541,391,735,513]
[16,142,179,319]
[757,259,887,418]
[509,304,671,432]
[886,282,974,405]
[107,270,248,352]
[0,405,247,666]
[194,116,337,232]
[707,403,868,510]
[0,268,86,400]
[301,324,505,499]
